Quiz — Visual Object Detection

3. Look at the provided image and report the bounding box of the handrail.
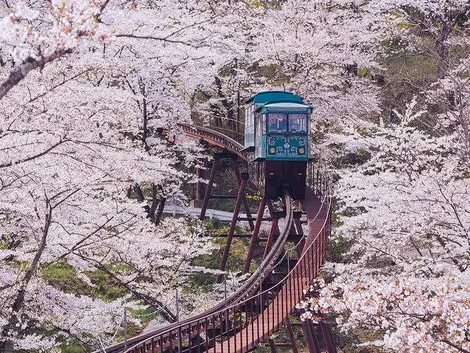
[118,189,331,353]
[97,124,332,353]
[99,191,294,353]
[120,192,293,353]
[211,191,332,352]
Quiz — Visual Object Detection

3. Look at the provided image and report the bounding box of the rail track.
[98,124,334,353]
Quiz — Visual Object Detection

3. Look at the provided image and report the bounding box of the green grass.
[42,261,130,302]
[335,328,392,353]
[56,340,88,353]
[42,261,95,297]
[85,269,128,302]
[189,220,254,294]
[0,239,10,249]
[192,234,250,273]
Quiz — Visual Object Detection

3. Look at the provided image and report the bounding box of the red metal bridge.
[100,124,335,353]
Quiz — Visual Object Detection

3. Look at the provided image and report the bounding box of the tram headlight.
[269,146,276,154]
[298,147,305,154]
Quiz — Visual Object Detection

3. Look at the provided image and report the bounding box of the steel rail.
[99,192,294,353]
[211,194,332,353]
[178,123,247,161]
[116,192,331,353]
[97,124,332,353]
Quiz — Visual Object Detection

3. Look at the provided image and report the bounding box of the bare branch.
[77,253,177,323]
[0,138,68,168]
[56,216,115,260]
[116,33,205,48]
[441,339,470,353]
[28,68,93,103]
[96,0,112,22]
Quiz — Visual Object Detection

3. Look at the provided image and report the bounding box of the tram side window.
[268,113,287,133]
[262,114,266,135]
[289,114,307,133]
[245,105,253,127]
[256,113,262,139]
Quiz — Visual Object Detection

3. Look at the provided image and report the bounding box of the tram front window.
[268,113,287,133]
[289,114,307,133]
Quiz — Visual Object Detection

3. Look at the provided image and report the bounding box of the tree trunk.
[0,201,52,351]
[436,21,451,79]
[154,197,166,226]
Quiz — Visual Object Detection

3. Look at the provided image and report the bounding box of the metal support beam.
[243,197,267,274]
[310,320,324,353]
[208,195,239,199]
[238,216,272,222]
[268,339,277,353]
[218,173,249,282]
[284,318,299,353]
[302,320,321,353]
[266,200,280,234]
[294,217,304,236]
[231,157,254,231]
[199,157,219,220]
[262,217,279,260]
[320,321,337,353]
[296,229,306,258]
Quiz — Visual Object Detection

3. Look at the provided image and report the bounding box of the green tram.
[244,91,312,200]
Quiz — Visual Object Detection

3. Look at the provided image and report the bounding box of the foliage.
[309,2,470,352]
[1,0,470,352]
[0,0,232,350]
[277,1,470,352]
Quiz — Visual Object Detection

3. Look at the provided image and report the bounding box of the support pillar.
[243,197,267,274]
[199,157,219,220]
[268,339,277,353]
[262,217,279,260]
[217,172,249,282]
[320,321,337,353]
[284,318,299,353]
[302,320,321,353]
[231,157,254,231]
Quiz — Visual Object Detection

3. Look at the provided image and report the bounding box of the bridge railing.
[119,187,332,353]
[178,123,247,160]
[99,192,293,353]
[98,123,333,353]
[306,159,331,196]
[208,191,332,353]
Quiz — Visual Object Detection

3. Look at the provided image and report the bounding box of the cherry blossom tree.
[0,0,111,100]
[0,0,251,350]
[367,0,470,79]
[0,55,213,353]
[319,114,469,351]
[4,0,468,352]
[297,88,469,353]
[296,2,470,350]
[283,2,470,352]
[251,0,384,133]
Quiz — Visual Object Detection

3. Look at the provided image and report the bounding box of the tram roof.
[246,91,303,104]
[257,101,313,113]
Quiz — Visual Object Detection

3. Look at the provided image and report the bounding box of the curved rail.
[100,192,294,353]
[117,191,331,353]
[212,190,331,352]
[99,124,332,353]
[178,123,247,161]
